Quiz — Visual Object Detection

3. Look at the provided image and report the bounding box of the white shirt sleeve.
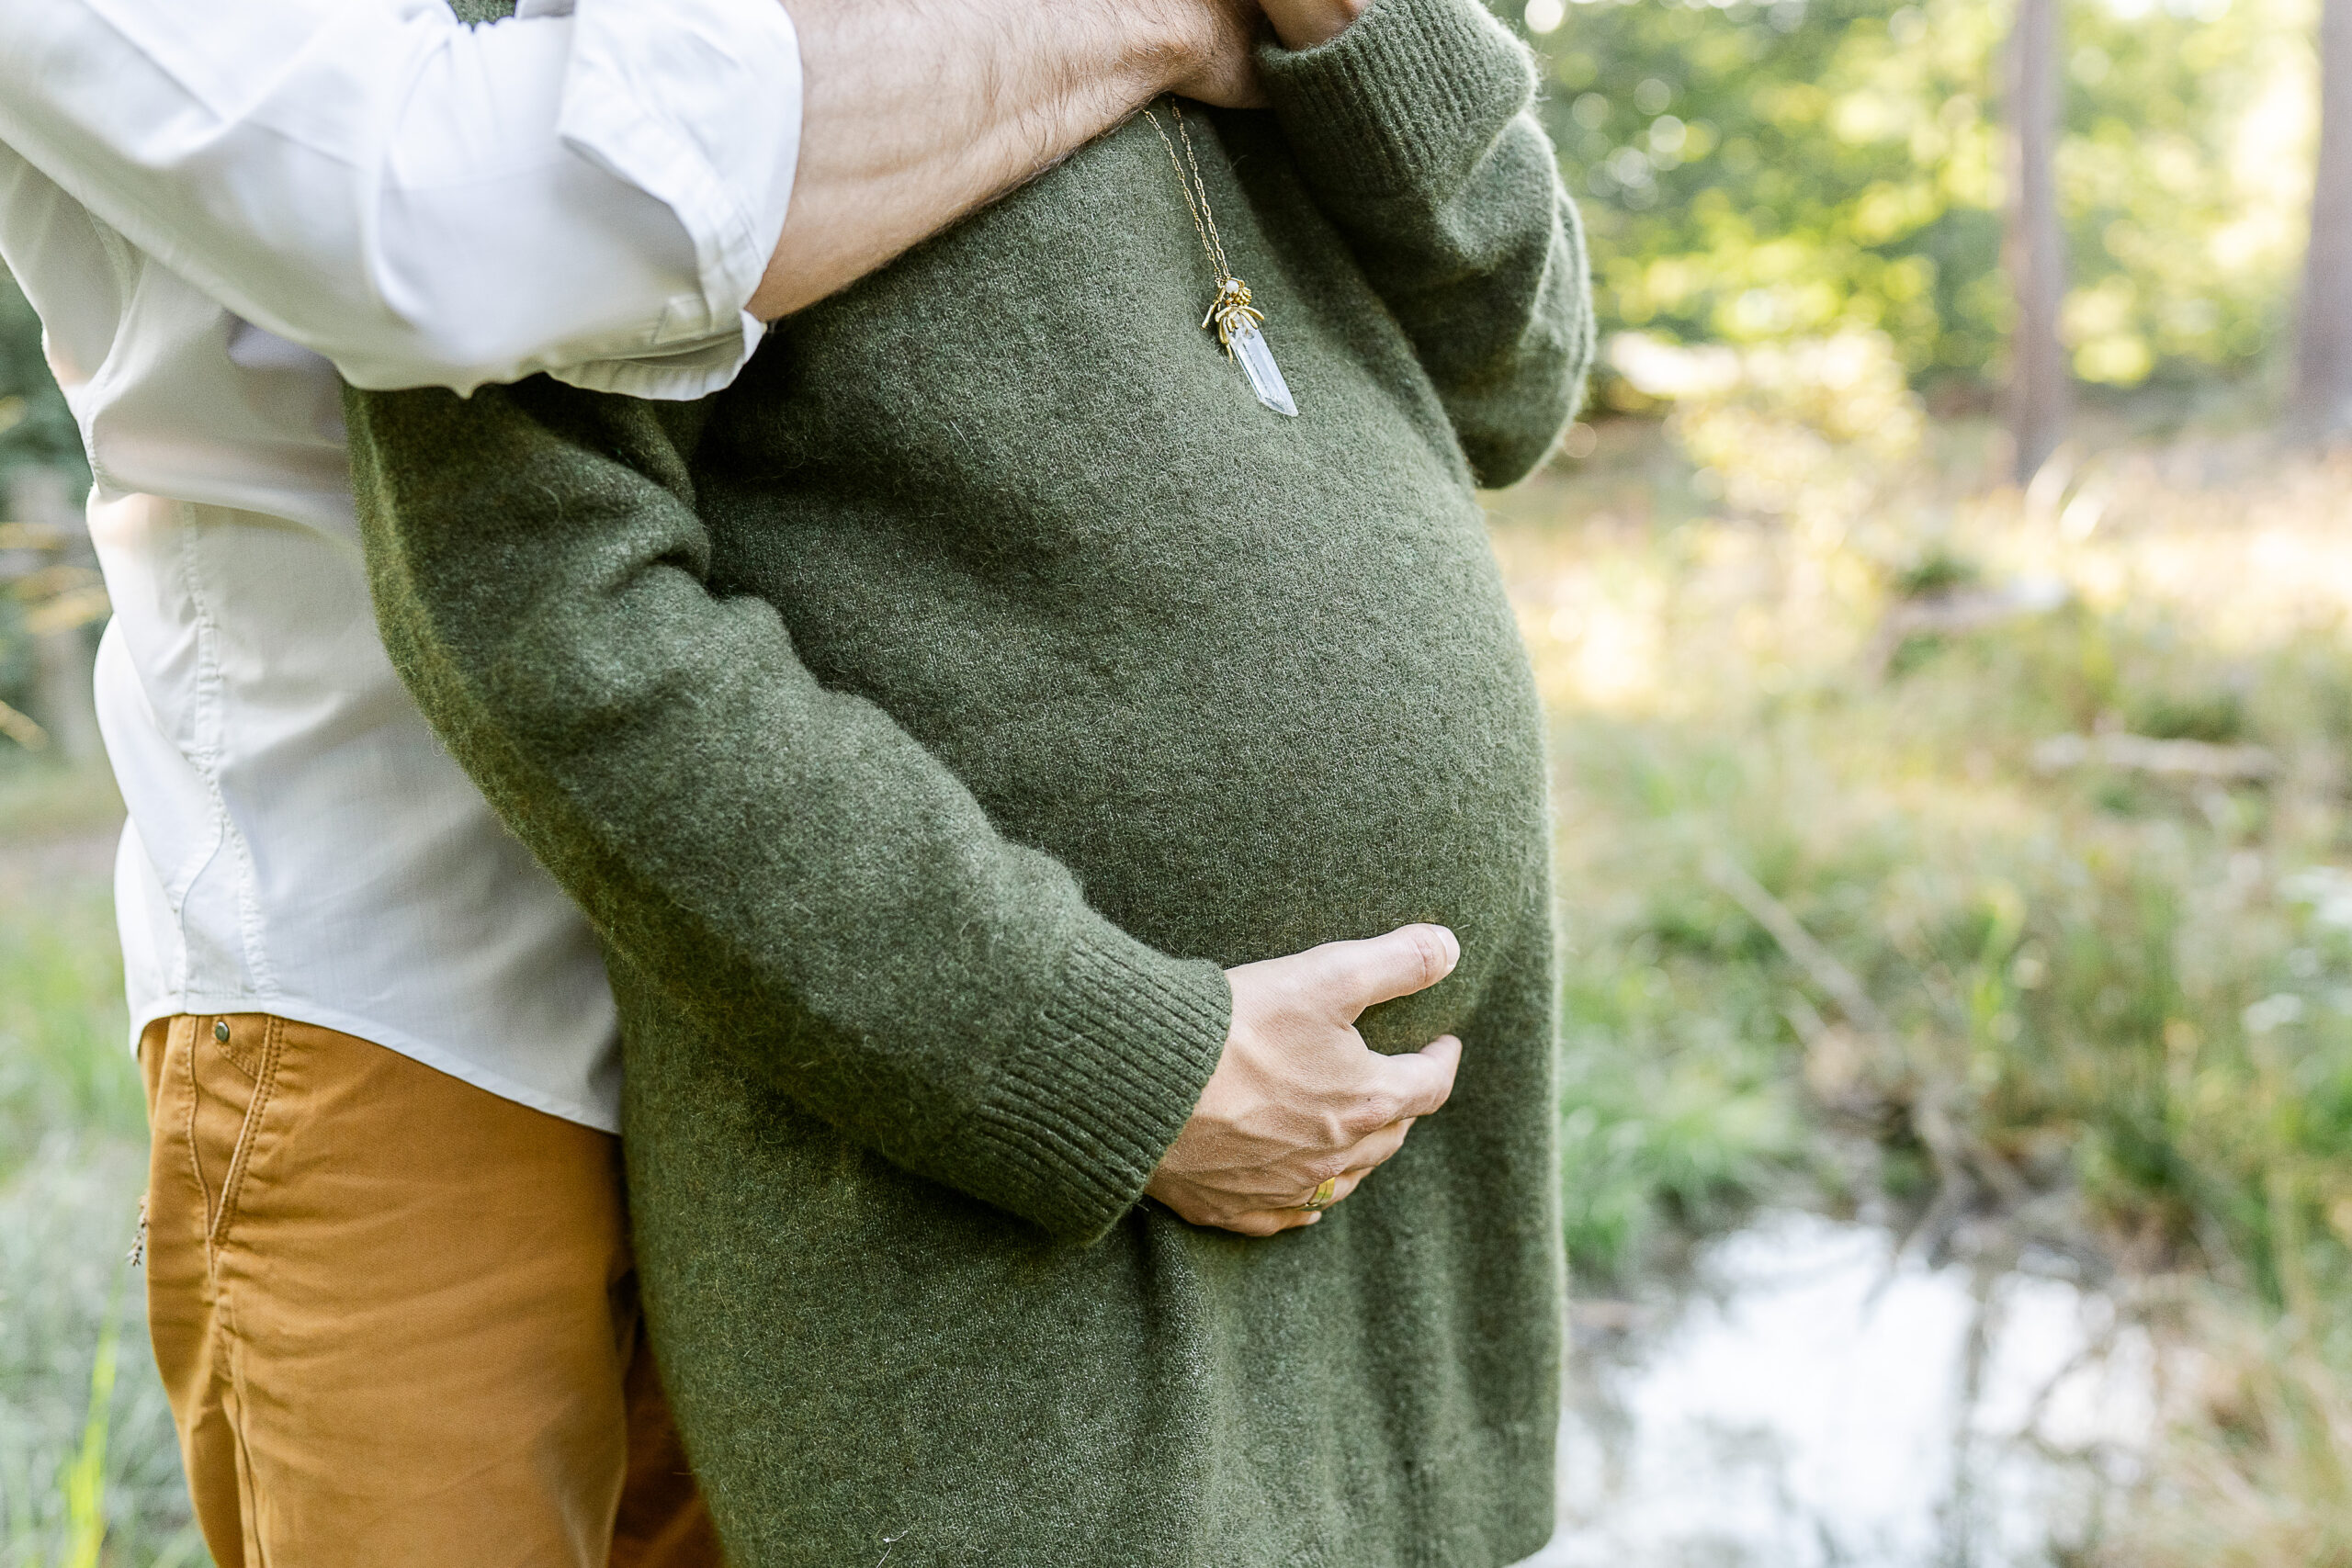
[0,0,800,400]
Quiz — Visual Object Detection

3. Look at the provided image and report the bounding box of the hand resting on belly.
[1146,923,1464,1236]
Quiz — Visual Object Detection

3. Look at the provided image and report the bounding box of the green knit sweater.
[346,2,1590,1561]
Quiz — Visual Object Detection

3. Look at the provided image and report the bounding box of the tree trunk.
[2294,0,2352,443]
[2005,0,2070,485]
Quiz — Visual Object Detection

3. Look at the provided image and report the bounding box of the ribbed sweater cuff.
[965,930,1232,1245]
[1256,0,1538,200]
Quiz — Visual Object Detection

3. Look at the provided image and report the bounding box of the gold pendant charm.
[1143,101,1300,419]
[1204,278,1297,419]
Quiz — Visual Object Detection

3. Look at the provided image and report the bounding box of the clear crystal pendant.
[1144,102,1300,421]
[1226,319,1298,418]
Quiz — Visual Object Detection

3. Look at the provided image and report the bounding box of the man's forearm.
[750,0,1256,318]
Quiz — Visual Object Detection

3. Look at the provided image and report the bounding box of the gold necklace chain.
[1144,98,1233,286]
[1141,98,1263,354]
[1137,97,1297,416]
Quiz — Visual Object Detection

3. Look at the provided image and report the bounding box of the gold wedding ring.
[1300,1176,1340,1212]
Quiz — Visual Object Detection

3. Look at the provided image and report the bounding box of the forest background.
[6,0,2352,1561]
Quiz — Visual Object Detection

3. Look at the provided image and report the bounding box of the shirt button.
[214,1020,231,1043]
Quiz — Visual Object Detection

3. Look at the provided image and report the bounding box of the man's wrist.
[1136,0,1266,107]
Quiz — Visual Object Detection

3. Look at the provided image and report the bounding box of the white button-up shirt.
[0,0,802,1129]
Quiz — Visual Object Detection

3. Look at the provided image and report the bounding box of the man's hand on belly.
[1144,926,1464,1237]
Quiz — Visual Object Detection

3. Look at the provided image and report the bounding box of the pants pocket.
[186,1015,285,1256]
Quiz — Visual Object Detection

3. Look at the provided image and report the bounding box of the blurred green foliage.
[1490,315,2352,1534]
[0,266,84,491]
[1519,0,2314,395]
[0,263,93,752]
[0,761,200,1568]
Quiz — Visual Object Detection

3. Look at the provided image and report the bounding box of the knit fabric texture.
[345,0,1593,1561]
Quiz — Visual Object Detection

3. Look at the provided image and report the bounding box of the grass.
[0,759,204,1568]
[1498,333,2352,1554]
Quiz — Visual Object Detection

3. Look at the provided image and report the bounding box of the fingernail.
[1439,927,1461,969]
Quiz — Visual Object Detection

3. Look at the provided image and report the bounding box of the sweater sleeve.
[344,378,1233,1246]
[1255,0,1594,487]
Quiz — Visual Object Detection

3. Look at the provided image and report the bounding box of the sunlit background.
[6,0,2352,1562]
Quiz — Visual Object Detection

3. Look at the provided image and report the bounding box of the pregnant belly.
[707,347,1553,1048]
[869,552,1551,1052]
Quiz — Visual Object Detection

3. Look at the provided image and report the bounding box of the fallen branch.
[1705,852,1895,1043]
[24,585,111,637]
[0,697,51,750]
[0,520,72,554]
[2030,731,2280,783]
[1867,577,2072,675]
[1706,851,2031,1219]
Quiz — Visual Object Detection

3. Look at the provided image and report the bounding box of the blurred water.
[1527,1211,2154,1568]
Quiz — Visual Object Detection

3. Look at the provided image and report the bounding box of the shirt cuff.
[546,313,768,400]
[550,0,800,389]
